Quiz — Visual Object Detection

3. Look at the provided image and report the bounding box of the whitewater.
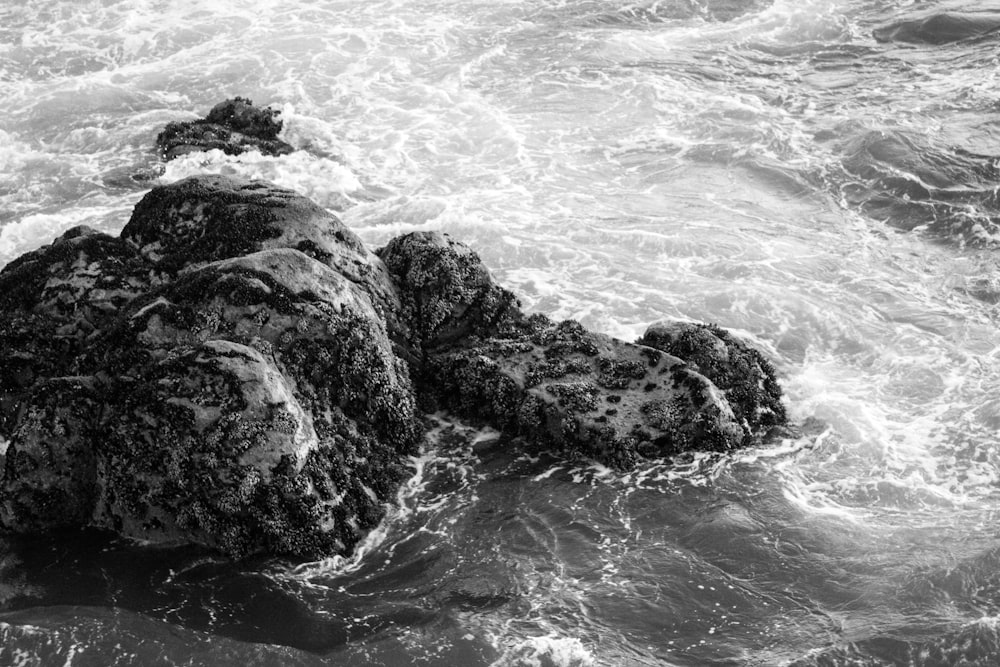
[2,0,1000,665]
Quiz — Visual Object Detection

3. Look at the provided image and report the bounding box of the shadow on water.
[873,12,1000,46]
[828,127,1000,244]
[0,528,452,654]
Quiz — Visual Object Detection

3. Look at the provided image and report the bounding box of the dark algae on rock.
[380,232,780,469]
[0,171,788,560]
[156,97,295,161]
[1,175,418,560]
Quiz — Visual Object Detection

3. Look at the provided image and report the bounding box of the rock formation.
[157,97,295,161]
[0,172,787,559]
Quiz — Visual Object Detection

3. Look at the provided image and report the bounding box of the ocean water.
[2,0,1000,664]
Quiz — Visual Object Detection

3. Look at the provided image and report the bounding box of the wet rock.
[0,377,101,532]
[122,174,403,330]
[377,231,519,357]
[425,317,748,468]
[0,226,150,434]
[638,321,786,437]
[156,97,294,161]
[99,340,358,559]
[0,175,788,559]
[0,175,419,560]
[383,232,763,468]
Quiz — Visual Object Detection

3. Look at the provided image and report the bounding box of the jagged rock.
[0,175,419,560]
[0,226,150,434]
[638,321,786,436]
[377,231,519,357]
[156,97,295,161]
[0,173,788,560]
[122,174,403,332]
[381,231,766,468]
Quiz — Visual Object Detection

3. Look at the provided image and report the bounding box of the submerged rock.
[0,174,787,559]
[156,97,295,161]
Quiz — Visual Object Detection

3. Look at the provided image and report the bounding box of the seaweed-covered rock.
[0,377,101,532]
[424,316,746,468]
[381,232,769,468]
[0,226,151,434]
[638,321,786,437]
[121,174,402,331]
[0,175,419,560]
[156,97,294,161]
[99,340,349,559]
[0,173,789,559]
[89,248,419,557]
[378,231,519,357]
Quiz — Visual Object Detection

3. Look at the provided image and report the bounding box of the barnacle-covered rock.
[638,321,786,437]
[0,171,789,560]
[0,377,101,532]
[378,231,519,357]
[424,316,747,468]
[121,174,401,329]
[156,97,294,161]
[0,226,150,434]
[383,232,767,468]
[0,176,419,560]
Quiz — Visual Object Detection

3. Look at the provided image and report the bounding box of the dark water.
[3,0,1000,665]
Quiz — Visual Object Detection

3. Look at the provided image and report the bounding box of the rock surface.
[638,321,787,437]
[381,231,776,469]
[1,176,418,559]
[0,174,787,559]
[156,97,295,161]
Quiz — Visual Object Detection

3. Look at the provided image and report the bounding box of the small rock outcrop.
[156,97,295,161]
[380,231,774,469]
[0,173,788,560]
[638,321,787,437]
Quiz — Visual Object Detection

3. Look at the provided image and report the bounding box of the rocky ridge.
[0,103,788,560]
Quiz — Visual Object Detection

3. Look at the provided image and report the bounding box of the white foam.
[0,205,128,269]
[159,149,363,211]
[489,633,596,667]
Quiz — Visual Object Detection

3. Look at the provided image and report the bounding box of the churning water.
[2,0,1000,665]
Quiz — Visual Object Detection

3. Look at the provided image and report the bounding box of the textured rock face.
[0,227,151,435]
[377,231,519,357]
[156,97,295,161]
[638,321,787,437]
[0,175,418,559]
[0,173,788,560]
[381,232,779,469]
[121,174,402,327]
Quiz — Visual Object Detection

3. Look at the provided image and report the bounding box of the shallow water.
[2,0,1000,665]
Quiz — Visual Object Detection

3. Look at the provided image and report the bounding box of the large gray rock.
[0,174,789,560]
[1,176,419,559]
